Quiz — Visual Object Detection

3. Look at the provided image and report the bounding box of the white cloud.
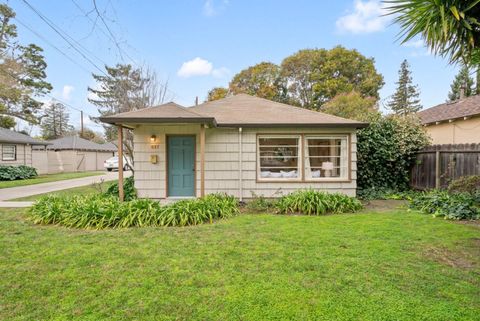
[336,0,390,34]
[403,39,424,48]
[62,85,74,101]
[203,0,229,17]
[177,57,229,78]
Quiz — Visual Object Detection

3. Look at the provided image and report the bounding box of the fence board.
[411,144,480,190]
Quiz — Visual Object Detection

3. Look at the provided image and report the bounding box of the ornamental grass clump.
[29,193,239,229]
[276,189,363,215]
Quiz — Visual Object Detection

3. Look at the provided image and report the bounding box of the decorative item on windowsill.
[322,161,334,177]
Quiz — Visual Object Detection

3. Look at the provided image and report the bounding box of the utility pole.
[80,110,84,138]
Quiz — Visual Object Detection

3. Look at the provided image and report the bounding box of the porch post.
[200,124,205,197]
[118,125,124,202]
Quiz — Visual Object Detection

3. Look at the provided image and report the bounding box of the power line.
[13,17,93,75]
[19,0,108,76]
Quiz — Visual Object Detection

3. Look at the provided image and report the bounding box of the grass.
[0,171,104,189]
[0,208,479,320]
[11,180,116,201]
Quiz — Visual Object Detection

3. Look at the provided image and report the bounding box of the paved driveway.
[0,171,132,202]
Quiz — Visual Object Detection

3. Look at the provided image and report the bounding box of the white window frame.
[257,135,302,181]
[304,135,349,181]
[2,144,16,161]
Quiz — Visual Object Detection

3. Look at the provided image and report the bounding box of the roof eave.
[99,117,217,126]
[215,122,368,128]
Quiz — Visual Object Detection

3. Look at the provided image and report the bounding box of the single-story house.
[0,127,50,174]
[34,135,116,173]
[418,94,480,144]
[100,94,367,200]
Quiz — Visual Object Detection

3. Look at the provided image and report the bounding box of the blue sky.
[8,0,459,133]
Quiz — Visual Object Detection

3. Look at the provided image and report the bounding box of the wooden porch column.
[118,125,124,202]
[200,124,205,197]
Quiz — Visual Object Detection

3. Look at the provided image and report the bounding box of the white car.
[104,156,131,171]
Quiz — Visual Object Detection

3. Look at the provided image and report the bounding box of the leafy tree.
[0,4,52,124]
[448,65,475,101]
[207,87,229,101]
[80,128,105,144]
[89,64,168,166]
[229,62,286,101]
[387,60,422,115]
[476,68,480,95]
[0,115,15,129]
[40,100,73,140]
[281,47,384,109]
[321,91,379,121]
[386,0,480,65]
[357,114,430,192]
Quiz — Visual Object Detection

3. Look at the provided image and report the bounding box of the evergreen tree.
[387,60,422,115]
[447,65,475,101]
[40,100,73,139]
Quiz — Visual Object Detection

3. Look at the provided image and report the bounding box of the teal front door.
[168,136,195,197]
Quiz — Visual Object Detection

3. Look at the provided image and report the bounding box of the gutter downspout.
[238,127,243,202]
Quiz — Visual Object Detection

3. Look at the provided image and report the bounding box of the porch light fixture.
[150,135,156,142]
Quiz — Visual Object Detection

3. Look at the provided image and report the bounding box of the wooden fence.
[411,144,480,190]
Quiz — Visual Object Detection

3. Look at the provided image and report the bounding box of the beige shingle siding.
[134,125,358,199]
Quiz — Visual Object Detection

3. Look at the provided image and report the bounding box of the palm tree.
[385,0,480,65]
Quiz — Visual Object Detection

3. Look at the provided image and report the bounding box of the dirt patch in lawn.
[424,244,479,269]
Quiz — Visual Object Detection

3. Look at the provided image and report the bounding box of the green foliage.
[244,192,276,213]
[0,115,15,129]
[447,65,476,101]
[206,87,229,101]
[387,59,422,115]
[410,190,480,220]
[40,100,73,139]
[29,193,239,229]
[229,62,286,102]
[321,91,379,121]
[386,0,480,65]
[276,189,363,215]
[357,114,430,191]
[447,175,480,194]
[105,176,137,201]
[0,4,52,124]
[358,187,421,201]
[0,165,37,181]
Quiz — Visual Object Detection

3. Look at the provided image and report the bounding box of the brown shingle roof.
[0,127,50,145]
[99,102,215,125]
[46,135,117,152]
[418,95,480,124]
[100,94,367,128]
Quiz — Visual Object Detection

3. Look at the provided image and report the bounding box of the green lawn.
[0,171,104,189]
[11,180,116,201]
[0,209,479,320]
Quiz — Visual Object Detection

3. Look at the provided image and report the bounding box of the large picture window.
[2,144,16,161]
[258,135,300,180]
[304,136,348,180]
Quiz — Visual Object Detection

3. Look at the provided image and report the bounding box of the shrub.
[244,192,276,213]
[447,175,480,194]
[0,165,37,181]
[358,187,421,201]
[357,114,430,192]
[29,193,238,229]
[276,189,363,215]
[105,176,137,201]
[409,190,480,220]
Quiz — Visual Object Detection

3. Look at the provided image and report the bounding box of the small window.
[2,145,16,161]
[258,135,300,180]
[305,136,348,180]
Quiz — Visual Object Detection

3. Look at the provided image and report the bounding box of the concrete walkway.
[0,171,131,207]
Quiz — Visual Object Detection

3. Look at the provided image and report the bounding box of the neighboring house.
[35,135,116,173]
[418,94,480,144]
[0,127,50,174]
[100,94,366,199]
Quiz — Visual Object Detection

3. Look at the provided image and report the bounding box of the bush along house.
[100,94,367,201]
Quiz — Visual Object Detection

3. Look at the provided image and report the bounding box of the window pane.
[258,137,299,179]
[2,145,16,160]
[305,137,347,179]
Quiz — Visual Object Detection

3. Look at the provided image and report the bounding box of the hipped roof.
[46,135,117,152]
[418,94,480,125]
[100,94,367,128]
